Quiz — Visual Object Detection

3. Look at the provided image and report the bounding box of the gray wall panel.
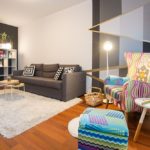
[119,37,143,66]
[122,0,150,13]
[100,0,122,22]
[143,3,150,42]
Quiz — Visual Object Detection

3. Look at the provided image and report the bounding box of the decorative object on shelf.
[7,76,11,82]
[0,51,4,58]
[0,32,13,49]
[103,41,113,76]
[0,43,12,49]
[0,49,17,80]
[0,32,7,42]
[84,87,105,107]
[0,60,3,67]
[8,51,12,59]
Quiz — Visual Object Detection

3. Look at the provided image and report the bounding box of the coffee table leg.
[133,108,147,142]
[11,87,12,99]
[4,86,6,99]
[23,85,25,96]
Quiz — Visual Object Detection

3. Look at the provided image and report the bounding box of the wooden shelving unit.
[0,49,17,80]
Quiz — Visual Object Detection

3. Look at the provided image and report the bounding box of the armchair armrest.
[62,71,86,101]
[123,80,150,112]
[104,75,129,86]
[13,70,23,76]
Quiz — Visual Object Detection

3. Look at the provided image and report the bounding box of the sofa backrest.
[125,52,150,83]
[31,64,43,77]
[43,64,59,78]
[31,64,59,78]
[31,64,81,78]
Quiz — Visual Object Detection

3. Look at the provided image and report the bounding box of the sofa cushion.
[43,72,56,78]
[23,66,35,77]
[31,64,43,77]
[42,64,59,78]
[35,71,43,77]
[59,64,81,72]
[14,76,62,89]
[64,67,75,73]
[105,85,123,102]
[54,67,64,80]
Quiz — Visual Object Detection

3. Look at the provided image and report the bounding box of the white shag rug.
[0,89,82,139]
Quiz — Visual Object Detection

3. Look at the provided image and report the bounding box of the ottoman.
[78,108,129,150]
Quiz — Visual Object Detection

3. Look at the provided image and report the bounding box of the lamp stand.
[103,50,113,104]
[106,51,109,76]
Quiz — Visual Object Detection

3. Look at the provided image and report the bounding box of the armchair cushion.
[124,80,150,112]
[105,79,150,112]
[104,75,129,86]
[105,85,123,102]
[125,52,150,83]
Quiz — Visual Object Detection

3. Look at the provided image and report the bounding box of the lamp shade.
[103,41,113,51]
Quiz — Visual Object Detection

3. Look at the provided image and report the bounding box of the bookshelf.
[0,49,17,80]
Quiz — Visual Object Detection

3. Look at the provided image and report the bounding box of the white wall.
[19,0,92,90]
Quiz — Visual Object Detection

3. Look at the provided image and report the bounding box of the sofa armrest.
[62,71,86,101]
[123,80,150,112]
[104,75,129,86]
[13,70,23,76]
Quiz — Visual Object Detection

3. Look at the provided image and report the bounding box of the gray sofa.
[13,64,86,101]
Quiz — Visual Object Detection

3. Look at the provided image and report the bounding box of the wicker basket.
[84,87,105,107]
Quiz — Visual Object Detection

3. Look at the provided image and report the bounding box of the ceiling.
[0,0,86,27]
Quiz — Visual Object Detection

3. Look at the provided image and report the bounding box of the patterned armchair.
[104,52,150,119]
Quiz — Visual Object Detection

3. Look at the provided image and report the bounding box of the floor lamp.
[103,41,113,76]
[103,41,113,104]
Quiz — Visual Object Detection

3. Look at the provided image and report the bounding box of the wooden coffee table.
[0,79,19,86]
[0,80,25,98]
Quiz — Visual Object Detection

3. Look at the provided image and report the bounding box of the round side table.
[133,98,150,142]
[68,117,80,138]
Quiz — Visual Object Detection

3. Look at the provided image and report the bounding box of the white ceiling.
[0,0,86,27]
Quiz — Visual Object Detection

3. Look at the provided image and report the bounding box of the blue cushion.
[105,75,129,86]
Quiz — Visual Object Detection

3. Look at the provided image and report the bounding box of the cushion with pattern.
[23,66,35,76]
[64,67,75,74]
[60,67,75,79]
[54,67,64,80]
[125,52,150,82]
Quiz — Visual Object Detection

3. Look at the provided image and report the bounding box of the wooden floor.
[0,99,150,150]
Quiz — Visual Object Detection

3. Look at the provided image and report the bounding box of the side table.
[133,98,150,142]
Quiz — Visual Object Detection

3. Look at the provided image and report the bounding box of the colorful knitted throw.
[78,108,129,150]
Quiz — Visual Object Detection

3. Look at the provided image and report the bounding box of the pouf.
[68,117,80,138]
[78,108,129,150]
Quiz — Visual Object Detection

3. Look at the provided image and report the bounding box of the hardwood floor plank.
[0,100,149,150]
[0,138,10,150]
[11,144,27,150]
